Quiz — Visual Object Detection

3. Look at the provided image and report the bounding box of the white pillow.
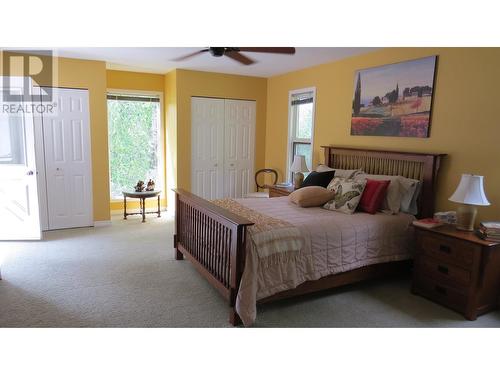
[355,174,422,215]
[400,179,422,215]
[355,173,403,214]
[316,164,363,179]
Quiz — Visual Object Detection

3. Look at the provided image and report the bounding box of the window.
[287,88,316,181]
[0,118,25,165]
[107,93,162,199]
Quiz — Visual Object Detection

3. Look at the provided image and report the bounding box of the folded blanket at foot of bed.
[211,198,303,267]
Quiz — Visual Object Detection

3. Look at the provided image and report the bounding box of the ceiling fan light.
[209,47,225,57]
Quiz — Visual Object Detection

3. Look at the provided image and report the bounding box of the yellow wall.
[265,48,500,222]
[106,70,166,211]
[106,70,164,92]
[164,70,178,207]
[0,53,111,222]
[175,69,268,191]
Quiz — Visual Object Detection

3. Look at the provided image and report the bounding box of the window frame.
[107,89,164,202]
[286,87,316,182]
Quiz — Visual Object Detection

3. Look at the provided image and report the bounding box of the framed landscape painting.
[351,56,437,138]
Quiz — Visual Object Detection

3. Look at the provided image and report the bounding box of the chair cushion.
[289,186,335,207]
[300,170,336,188]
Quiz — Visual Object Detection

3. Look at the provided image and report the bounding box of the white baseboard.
[94,220,112,227]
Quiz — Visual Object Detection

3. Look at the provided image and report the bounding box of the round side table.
[122,190,161,223]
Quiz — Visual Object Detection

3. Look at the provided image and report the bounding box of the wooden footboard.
[173,189,254,325]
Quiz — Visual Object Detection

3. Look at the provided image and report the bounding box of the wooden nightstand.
[412,224,500,320]
[268,185,295,197]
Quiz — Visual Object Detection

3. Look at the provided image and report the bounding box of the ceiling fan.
[171,47,296,65]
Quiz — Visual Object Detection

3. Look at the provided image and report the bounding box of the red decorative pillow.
[358,179,390,214]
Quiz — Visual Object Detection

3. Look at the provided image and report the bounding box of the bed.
[173,146,445,326]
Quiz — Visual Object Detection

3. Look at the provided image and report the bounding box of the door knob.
[26,170,34,176]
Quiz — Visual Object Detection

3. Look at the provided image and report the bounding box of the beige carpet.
[1,214,499,328]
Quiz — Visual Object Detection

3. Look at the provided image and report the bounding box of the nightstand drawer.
[414,274,468,312]
[420,233,477,269]
[416,255,471,287]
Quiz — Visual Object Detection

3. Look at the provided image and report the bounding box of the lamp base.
[455,204,477,232]
[293,172,304,189]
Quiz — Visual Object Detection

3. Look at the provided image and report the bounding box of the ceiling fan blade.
[225,51,255,65]
[171,49,209,62]
[237,47,296,55]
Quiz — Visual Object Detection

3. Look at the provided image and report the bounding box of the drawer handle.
[439,244,451,254]
[437,265,449,275]
[435,285,447,295]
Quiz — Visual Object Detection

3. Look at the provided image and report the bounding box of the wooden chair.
[245,168,278,198]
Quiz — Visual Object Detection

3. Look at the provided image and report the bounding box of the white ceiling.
[49,47,379,77]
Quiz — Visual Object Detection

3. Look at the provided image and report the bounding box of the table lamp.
[290,155,309,189]
[448,174,490,231]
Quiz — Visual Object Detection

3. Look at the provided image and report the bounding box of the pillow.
[355,173,403,214]
[289,186,335,207]
[358,179,390,214]
[323,177,366,214]
[316,164,363,179]
[301,170,336,188]
[399,178,422,215]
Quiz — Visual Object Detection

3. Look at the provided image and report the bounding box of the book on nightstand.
[412,218,445,229]
[476,221,500,242]
[275,182,292,188]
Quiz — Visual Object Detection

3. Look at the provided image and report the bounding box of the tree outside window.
[107,96,161,199]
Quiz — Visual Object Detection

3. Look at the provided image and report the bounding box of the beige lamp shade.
[449,174,490,206]
[449,174,489,231]
[290,155,309,173]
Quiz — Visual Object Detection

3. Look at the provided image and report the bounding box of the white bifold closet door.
[38,88,93,230]
[191,97,256,200]
[223,99,255,198]
[191,97,225,200]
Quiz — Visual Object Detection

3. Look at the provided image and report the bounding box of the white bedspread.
[234,197,415,326]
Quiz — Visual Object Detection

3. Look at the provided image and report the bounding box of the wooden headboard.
[321,146,446,218]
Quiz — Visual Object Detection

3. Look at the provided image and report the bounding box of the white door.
[0,77,41,240]
[32,86,49,231]
[191,97,224,200]
[223,99,256,198]
[42,88,92,230]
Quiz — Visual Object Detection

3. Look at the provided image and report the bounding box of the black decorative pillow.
[300,170,336,188]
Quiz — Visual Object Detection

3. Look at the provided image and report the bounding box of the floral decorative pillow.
[324,177,367,214]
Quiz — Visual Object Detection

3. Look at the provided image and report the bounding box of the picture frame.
[351,56,438,138]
